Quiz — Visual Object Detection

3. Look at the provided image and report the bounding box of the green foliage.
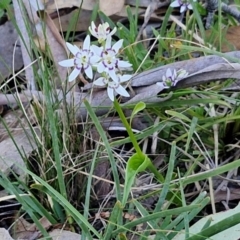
[0,0,10,18]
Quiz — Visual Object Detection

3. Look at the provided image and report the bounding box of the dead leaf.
[0,128,40,176]
[99,0,125,16]
[93,159,111,198]
[45,0,97,13]
[0,21,23,83]
[0,106,37,142]
[14,216,52,239]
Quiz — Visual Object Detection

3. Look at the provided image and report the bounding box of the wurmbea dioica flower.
[156,68,188,89]
[59,35,100,81]
[94,73,131,101]
[89,22,117,44]
[59,22,132,101]
[92,36,132,82]
[170,0,196,13]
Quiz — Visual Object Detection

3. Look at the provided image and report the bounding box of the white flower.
[58,35,101,82]
[89,22,117,44]
[92,36,132,82]
[156,68,188,88]
[94,73,131,101]
[170,0,196,13]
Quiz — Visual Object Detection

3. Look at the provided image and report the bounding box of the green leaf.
[0,0,10,9]
[104,201,123,240]
[182,204,240,240]
[130,101,146,125]
[22,168,102,239]
[112,204,200,235]
[185,117,198,152]
[122,153,150,205]
[165,110,191,122]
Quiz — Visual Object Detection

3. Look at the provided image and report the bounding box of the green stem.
[114,99,142,156]
[148,162,165,183]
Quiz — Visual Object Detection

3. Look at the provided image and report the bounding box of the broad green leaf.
[122,153,150,205]
[130,101,146,125]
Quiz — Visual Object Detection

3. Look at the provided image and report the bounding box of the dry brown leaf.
[99,0,125,16]
[93,159,111,198]
[52,9,97,32]
[0,106,37,142]
[14,216,52,239]
[45,0,96,13]
[0,21,23,83]
[0,128,40,176]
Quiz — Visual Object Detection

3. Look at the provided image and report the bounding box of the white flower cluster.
[170,0,196,13]
[156,68,188,88]
[59,22,132,101]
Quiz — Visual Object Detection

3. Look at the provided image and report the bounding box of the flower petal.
[91,45,103,56]
[107,87,114,101]
[58,59,75,67]
[94,77,107,86]
[187,4,193,10]
[66,42,79,55]
[109,70,118,82]
[89,21,96,35]
[90,55,101,65]
[110,27,117,36]
[173,69,177,79]
[119,74,132,83]
[68,68,80,82]
[118,60,132,68]
[84,66,93,79]
[180,5,187,12]
[105,36,112,49]
[97,63,105,73]
[166,68,172,78]
[112,39,123,53]
[115,85,130,97]
[170,1,180,7]
[83,35,90,50]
